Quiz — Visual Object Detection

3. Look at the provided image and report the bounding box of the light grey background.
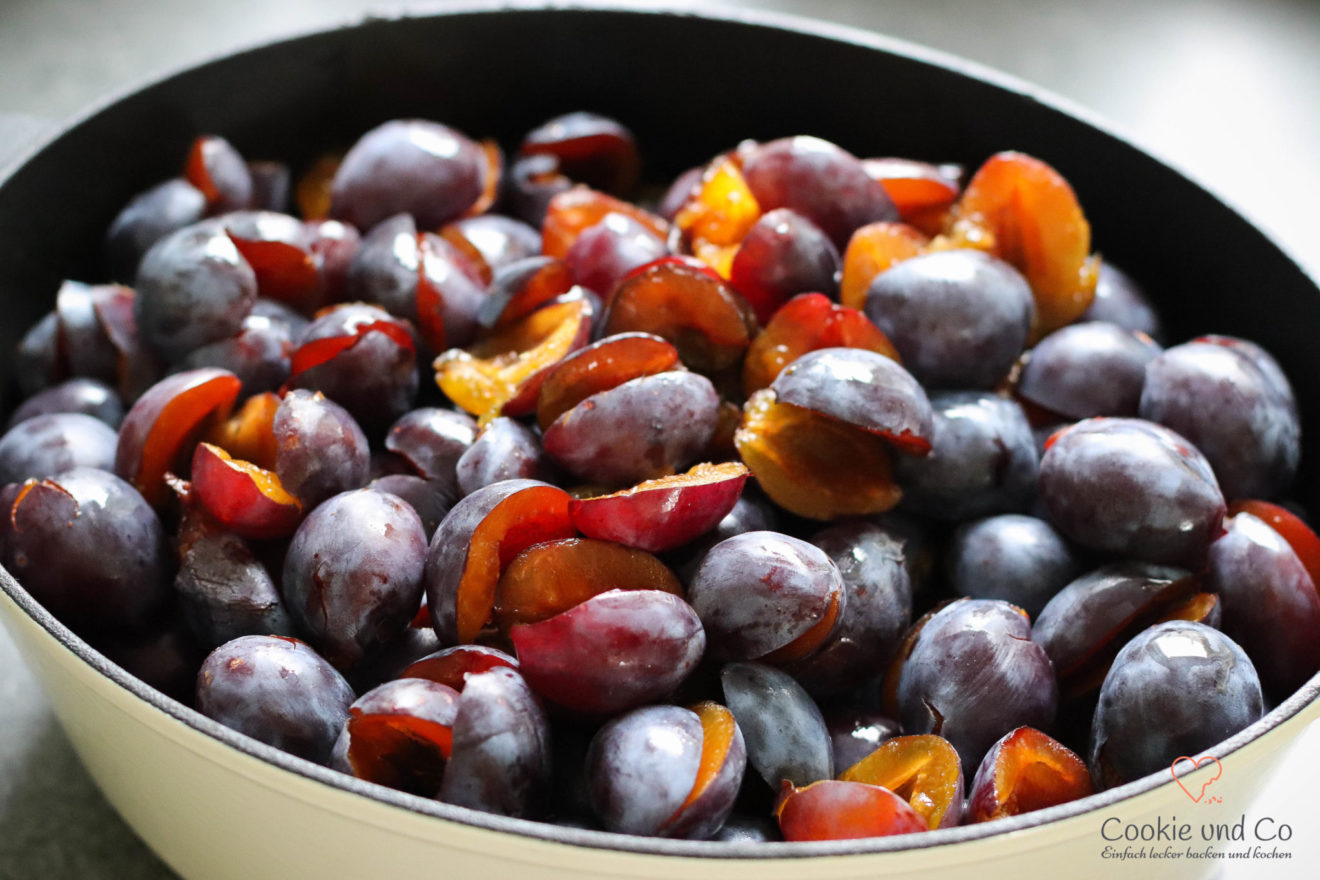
[1,1,1317,878]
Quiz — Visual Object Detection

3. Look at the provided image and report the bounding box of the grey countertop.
[1,1,1318,878]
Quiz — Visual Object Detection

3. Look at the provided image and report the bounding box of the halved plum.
[285,302,418,432]
[662,701,747,840]
[191,442,302,539]
[586,705,703,836]
[437,666,552,818]
[568,462,749,553]
[424,479,576,644]
[1207,510,1320,698]
[114,367,242,506]
[966,727,1093,823]
[541,186,669,259]
[435,296,592,425]
[542,370,720,487]
[1032,563,1201,700]
[207,391,280,471]
[520,112,640,196]
[438,215,541,285]
[1230,500,1320,585]
[401,644,519,692]
[334,678,460,796]
[943,151,1098,338]
[771,347,933,455]
[742,293,899,396]
[510,588,705,716]
[862,158,961,234]
[776,780,926,842]
[602,257,758,374]
[838,734,964,829]
[222,211,320,310]
[476,256,575,330]
[184,134,253,213]
[673,155,762,278]
[494,537,682,631]
[735,389,902,520]
[690,531,844,663]
[535,332,679,431]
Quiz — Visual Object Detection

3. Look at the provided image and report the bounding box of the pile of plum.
[2,111,1314,843]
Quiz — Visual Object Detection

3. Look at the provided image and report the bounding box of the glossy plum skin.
[1090,622,1263,788]
[439,667,552,818]
[196,635,355,766]
[286,303,419,433]
[0,412,119,484]
[368,474,453,539]
[273,390,371,509]
[586,705,703,836]
[520,111,640,195]
[282,489,428,671]
[771,347,933,454]
[332,677,460,795]
[385,407,477,497]
[897,599,1058,776]
[455,417,548,497]
[7,378,124,430]
[966,727,1093,822]
[825,709,902,774]
[175,512,294,649]
[346,214,423,321]
[568,462,747,554]
[721,662,833,789]
[688,531,844,662]
[865,249,1033,389]
[1206,512,1320,698]
[1038,418,1226,566]
[329,119,487,231]
[565,212,669,301]
[777,779,927,842]
[401,644,518,691]
[445,214,542,276]
[893,392,1039,522]
[741,136,898,248]
[179,301,301,397]
[1032,562,1195,698]
[1018,322,1162,420]
[511,589,705,716]
[1,467,171,633]
[134,222,258,361]
[729,208,840,324]
[187,134,253,213]
[948,514,1083,617]
[105,177,208,281]
[423,479,574,645]
[1081,262,1162,340]
[1139,338,1300,499]
[14,311,60,398]
[542,371,720,486]
[784,521,912,697]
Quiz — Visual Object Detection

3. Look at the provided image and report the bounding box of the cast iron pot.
[1,4,1317,879]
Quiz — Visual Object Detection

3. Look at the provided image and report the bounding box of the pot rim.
[1,0,1318,862]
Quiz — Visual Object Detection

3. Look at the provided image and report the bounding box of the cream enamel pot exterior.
[2,4,1319,879]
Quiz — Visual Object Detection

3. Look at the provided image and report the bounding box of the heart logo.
[1170,755,1223,802]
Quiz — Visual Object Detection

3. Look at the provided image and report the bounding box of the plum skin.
[1089,621,1263,788]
